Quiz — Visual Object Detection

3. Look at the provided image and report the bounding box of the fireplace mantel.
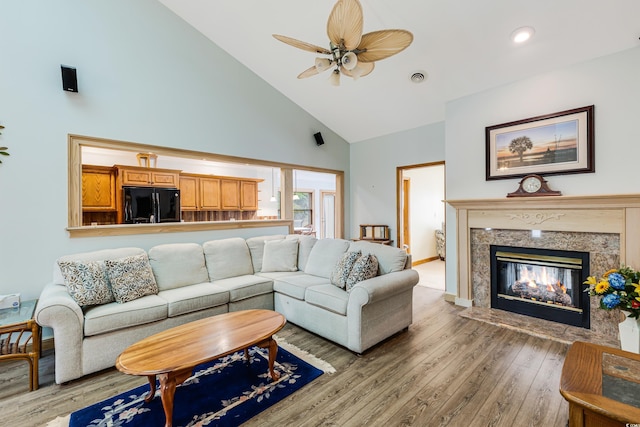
[447,194,640,305]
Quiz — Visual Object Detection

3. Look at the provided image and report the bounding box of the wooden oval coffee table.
[116,309,286,427]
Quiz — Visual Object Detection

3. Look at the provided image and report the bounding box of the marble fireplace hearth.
[457,305,620,347]
[448,194,640,348]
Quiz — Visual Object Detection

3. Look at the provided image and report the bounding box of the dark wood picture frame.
[485,105,594,180]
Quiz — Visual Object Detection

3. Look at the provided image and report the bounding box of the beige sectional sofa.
[35,234,419,384]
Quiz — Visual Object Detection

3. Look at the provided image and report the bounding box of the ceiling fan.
[273,0,413,86]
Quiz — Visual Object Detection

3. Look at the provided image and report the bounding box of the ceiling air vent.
[410,71,427,84]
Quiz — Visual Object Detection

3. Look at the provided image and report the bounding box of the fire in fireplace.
[490,245,590,328]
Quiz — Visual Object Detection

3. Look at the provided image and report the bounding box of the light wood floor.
[0,286,570,426]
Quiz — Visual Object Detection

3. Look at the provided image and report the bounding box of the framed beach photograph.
[485,105,594,180]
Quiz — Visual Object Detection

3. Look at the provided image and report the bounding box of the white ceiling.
[158,0,640,143]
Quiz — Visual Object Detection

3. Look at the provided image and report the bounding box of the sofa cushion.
[304,238,351,278]
[157,282,229,317]
[330,250,362,289]
[83,294,167,336]
[54,247,146,285]
[273,274,331,300]
[213,275,273,302]
[261,239,299,272]
[148,243,209,291]
[349,241,408,274]
[305,284,349,315]
[57,260,114,306]
[203,237,254,280]
[346,253,379,291]
[286,234,317,271]
[246,234,286,273]
[256,271,305,280]
[105,254,159,304]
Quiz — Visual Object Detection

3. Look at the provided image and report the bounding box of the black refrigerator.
[123,186,181,224]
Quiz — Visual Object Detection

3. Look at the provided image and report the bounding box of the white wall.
[445,46,640,297]
[0,0,350,300]
[404,165,445,261]
[349,123,446,241]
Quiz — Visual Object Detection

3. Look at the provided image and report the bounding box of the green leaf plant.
[0,124,8,163]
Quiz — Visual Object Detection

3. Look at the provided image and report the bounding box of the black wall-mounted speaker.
[314,132,325,146]
[61,65,78,92]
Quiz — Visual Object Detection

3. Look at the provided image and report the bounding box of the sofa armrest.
[346,269,419,353]
[348,269,419,307]
[35,282,85,384]
[35,282,84,328]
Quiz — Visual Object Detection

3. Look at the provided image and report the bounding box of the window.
[293,191,314,229]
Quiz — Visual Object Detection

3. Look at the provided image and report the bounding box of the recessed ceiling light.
[410,71,428,83]
[511,26,535,44]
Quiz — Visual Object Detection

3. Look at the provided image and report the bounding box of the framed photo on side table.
[486,105,594,180]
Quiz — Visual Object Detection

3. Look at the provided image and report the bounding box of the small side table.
[0,299,41,391]
[560,341,640,426]
[351,238,393,246]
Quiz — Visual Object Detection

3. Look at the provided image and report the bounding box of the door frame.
[402,177,411,253]
[396,160,446,256]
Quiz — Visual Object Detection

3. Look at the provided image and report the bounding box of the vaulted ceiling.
[159,0,640,143]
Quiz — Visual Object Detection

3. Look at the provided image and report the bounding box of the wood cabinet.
[200,177,222,210]
[115,165,179,188]
[181,174,262,222]
[81,165,117,225]
[82,165,261,224]
[179,175,198,210]
[220,178,261,211]
[113,165,181,224]
[82,165,116,211]
[179,174,221,211]
[240,180,259,210]
[220,179,240,210]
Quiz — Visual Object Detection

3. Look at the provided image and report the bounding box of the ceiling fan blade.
[273,34,332,55]
[297,65,320,79]
[356,30,413,63]
[327,0,363,50]
[341,61,374,79]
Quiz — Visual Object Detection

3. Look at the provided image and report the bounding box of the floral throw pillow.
[330,250,362,289]
[105,254,159,304]
[58,260,115,306]
[346,253,379,292]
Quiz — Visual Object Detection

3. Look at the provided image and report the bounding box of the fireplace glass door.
[490,245,590,328]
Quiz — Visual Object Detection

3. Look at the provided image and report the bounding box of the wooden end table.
[116,309,286,427]
[560,341,640,426]
[0,299,41,391]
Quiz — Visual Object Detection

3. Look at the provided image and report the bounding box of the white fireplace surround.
[447,194,640,306]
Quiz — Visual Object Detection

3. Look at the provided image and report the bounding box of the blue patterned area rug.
[49,342,331,427]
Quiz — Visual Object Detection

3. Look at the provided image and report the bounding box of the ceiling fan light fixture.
[315,57,334,72]
[349,66,364,79]
[274,0,412,83]
[511,26,535,44]
[341,52,358,70]
[329,69,341,86]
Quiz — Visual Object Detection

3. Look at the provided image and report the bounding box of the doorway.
[320,191,336,239]
[397,162,445,289]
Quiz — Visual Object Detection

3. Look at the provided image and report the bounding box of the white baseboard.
[454,297,473,307]
[444,293,456,303]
